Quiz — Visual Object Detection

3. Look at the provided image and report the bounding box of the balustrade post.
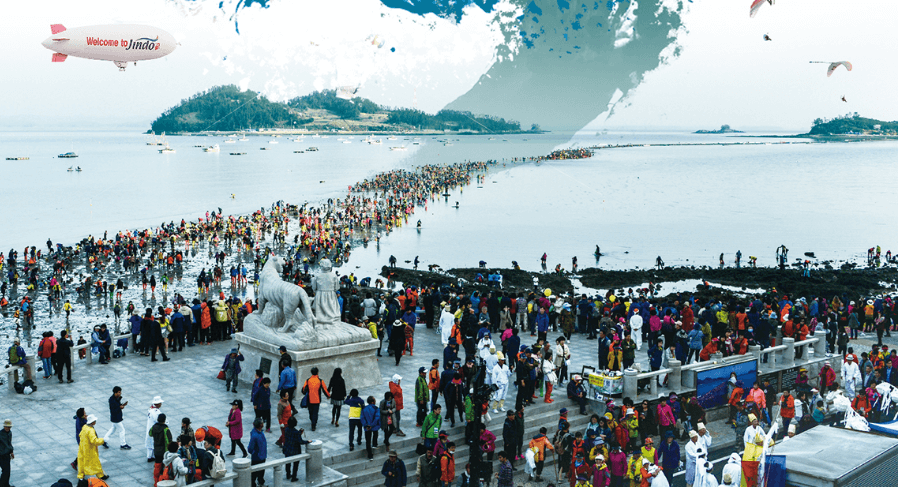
[307,440,323,484]
[233,457,252,487]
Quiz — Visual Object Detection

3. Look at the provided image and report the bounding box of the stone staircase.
[327,397,591,487]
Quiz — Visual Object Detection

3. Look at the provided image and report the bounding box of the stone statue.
[241,255,373,351]
[311,259,341,325]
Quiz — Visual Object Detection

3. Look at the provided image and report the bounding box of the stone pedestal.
[235,333,382,390]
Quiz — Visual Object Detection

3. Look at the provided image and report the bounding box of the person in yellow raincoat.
[78,415,108,480]
[627,450,643,487]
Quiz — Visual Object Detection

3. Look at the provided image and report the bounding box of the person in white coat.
[145,396,163,461]
[491,353,511,412]
[842,356,861,399]
[684,430,702,487]
[483,349,499,386]
[743,414,765,449]
[162,441,190,486]
[696,422,712,452]
[629,313,644,351]
[439,305,455,346]
[698,459,718,487]
[553,338,571,386]
[477,335,496,362]
[720,453,741,487]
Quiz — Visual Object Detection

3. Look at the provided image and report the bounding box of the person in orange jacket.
[699,338,719,362]
[439,442,456,486]
[528,427,555,481]
[302,367,330,431]
[778,390,795,438]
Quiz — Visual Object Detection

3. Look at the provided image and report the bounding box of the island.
[149,85,542,135]
[807,113,898,136]
[694,124,743,134]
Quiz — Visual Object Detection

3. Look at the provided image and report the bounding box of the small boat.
[146,131,163,145]
[58,152,78,158]
[321,135,329,139]
[203,145,220,153]
[342,140,351,144]
[193,144,205,148]
[387,136,397,141]
[268,140,278,144]
[230,152,247,155]
[239,136,248,141]
[260,147,269,150]
[76,166,82,172]
[159,147,175,154]
[311,133,320,138]
[307,147,319,151]
[443,142,453,146]
[412,142,420,145]
[390,146,407,151]
[224,139,237,144]
[66,166,73,172]
[5,156,29,160]
[293,150,304,153]
[293,137,304,142]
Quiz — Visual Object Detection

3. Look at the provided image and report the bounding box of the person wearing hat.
[491,352,511,413]
[0,420,12,487]
[567,375,587,415]
[842,355,861,399]
[247,417,268,485]
[226,399,248,457]
[570,450,594,487]
[439,304,455,347]
[145,396,164,462]
[77,415,109,482]
[221,348,245,393]
[382,449,407,487]
[695,422,712,454]
[684,430,701,487]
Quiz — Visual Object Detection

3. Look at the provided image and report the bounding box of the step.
[337,405,591,486]
[324,397,577,467]
[352,445,572,487]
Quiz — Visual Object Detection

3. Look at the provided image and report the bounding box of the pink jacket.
[747,387,766,408]
[608,450,628,476]
[227,408,243,440]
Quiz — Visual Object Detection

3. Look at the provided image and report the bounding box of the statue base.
[234,332,383,390]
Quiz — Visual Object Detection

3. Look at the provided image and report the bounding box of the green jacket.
[464,396,474,422]
[422,412,442,439]
[415,376,429,403]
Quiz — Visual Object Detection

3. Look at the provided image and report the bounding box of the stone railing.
[71,333,134,367]
[158,441,330,487]
[620,336,825,401]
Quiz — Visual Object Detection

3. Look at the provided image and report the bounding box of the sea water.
[1,130,896,279]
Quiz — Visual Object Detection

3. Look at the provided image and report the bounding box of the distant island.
[807,113,898,136]
[149,85,541,135]
[694,124,743,134]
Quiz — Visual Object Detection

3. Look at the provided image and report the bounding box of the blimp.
[41,24,177,70]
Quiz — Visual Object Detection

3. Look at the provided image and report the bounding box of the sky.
[1,0,896,132]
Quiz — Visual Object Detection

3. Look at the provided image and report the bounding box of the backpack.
[210,449,227,479]
[159,462,176,481]
[8,345,20,364]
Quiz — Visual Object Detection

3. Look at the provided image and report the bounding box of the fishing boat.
[294,150,305,154]
[307,147,319,152]
[58,152,78,158]
[268,140,278,144]
[224,138,237,144]
[387,136,398,141]
[342,140,351,144]
[239,135,248,142]
[230,152,246,156]
[203,144,220,153]
[5,157,29,160]
[311,133,320,138]
[146,131,164,145]
[390,146,407,151]
[159,146,175,154]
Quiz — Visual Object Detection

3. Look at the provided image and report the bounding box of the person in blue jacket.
[129,312,143,353]
[686,324,704,364]
[247,418,268,486]
[361,396,381,460]
[535,308,550,342]
[252,378,272,432]
[381,450,407,487]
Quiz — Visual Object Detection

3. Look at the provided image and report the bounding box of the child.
[177,434,198,481]
[77,335,87,359]
[181,418,194,441]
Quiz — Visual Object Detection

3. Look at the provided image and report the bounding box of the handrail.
[179,472,238,486]
[634,368,671,380]
[248,453,310,472]
[72,333,132,351]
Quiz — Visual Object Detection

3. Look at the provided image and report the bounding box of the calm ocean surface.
[1,130,895,276]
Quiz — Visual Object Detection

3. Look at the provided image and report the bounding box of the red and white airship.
[41,24,177,71]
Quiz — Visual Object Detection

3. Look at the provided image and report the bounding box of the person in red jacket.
[818,361,837,392]
[779,390,795,439]
[569,451,593,487]
[699,339,719,362]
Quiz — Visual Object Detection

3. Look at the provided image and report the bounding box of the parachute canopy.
[827,61,852,77]
[366,35,385,49]
[750,0,774,18]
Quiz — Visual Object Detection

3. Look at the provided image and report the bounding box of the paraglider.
[810,61,853,77]
[750,0,774,18]
[763,34,772,42]
[842,95,848,102]
[366,35,385,48]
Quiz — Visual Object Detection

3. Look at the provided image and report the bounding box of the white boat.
[203,144,220,153]
[293,137,304,142]
[321,135,329,139]
[224,139,237,144]
[146,131,163,145]
[307,147,319,151]
[342,140,351,144]
[387,136,397,141]
[269,140,278,144]
[311,133,320,138]
[390,146,407,151]
[159,146,175,154]
[239,136,248,142]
